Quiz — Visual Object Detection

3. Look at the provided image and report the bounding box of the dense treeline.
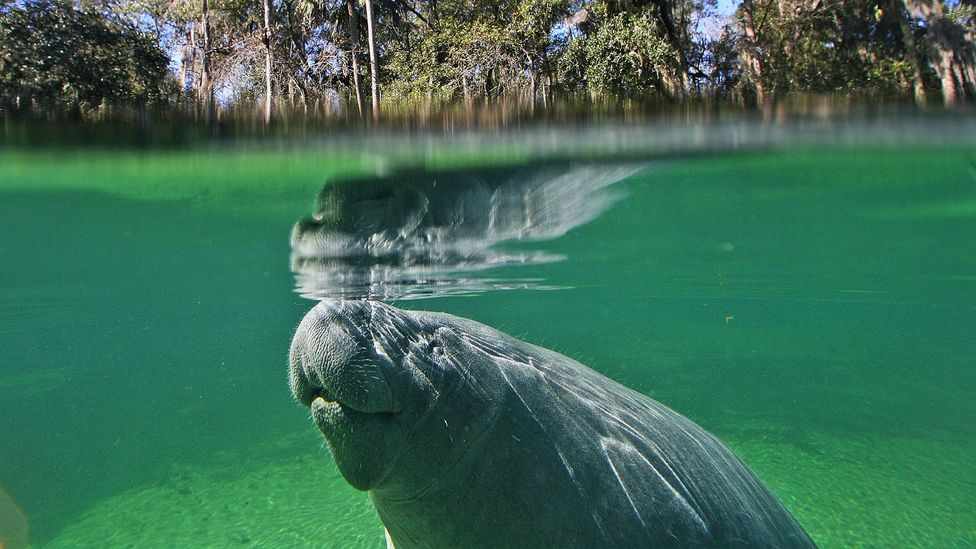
[1,0,974,121]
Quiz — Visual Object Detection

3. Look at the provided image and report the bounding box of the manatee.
[289,300,817,548]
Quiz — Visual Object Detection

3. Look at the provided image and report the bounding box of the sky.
[716,0,736,16]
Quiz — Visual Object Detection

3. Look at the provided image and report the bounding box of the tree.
[0,0,170,115]
[347,0,365,117]
[559,7,680,98]
[4,0,974,120]
[263,0,274,123]
[365,0,379,120]
[383,0,574,107]
[892,0,928,104]
[739,0,764,106]
[722,0,949,104]
[511,0,576,107]
[907,0,976,105]
[200,0,214,122]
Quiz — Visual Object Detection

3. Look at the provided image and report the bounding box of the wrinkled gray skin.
[290,300,817,548]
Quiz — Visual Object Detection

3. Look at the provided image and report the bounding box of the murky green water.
[1,132,974,548]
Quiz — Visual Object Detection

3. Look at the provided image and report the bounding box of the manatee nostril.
[295,363,339,407]
[314,385,338,403]
[294,375,340,408]
[291,352,339,407]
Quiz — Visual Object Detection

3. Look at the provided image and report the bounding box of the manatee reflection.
[290,163,644,300]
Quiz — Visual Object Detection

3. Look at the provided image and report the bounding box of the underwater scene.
[1,120,974,548]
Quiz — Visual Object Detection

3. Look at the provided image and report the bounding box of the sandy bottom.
[40,429,974,549]
[726,427,976,549]
[40,438,384,549]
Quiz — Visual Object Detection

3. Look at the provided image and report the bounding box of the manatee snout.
[289,300,438,490]
[289,300,398,414]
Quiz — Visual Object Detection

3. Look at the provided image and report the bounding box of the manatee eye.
[424,333,445,358]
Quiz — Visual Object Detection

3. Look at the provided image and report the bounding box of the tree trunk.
[263,0,274,124]
[200,0,214,124]
[346,0,364,119]
[364,0,380,121]
[543,74,549,109]
[938,47,959,106]
[909,0,976,106]
[182,26,195,94]
[529,67,537,112]
[740,0,766,108]
[893,0,927,104]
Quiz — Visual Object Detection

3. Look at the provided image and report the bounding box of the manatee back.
[379,311,817,548]
[539,357,814,547]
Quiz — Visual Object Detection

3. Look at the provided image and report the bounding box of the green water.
[1,142,974,548]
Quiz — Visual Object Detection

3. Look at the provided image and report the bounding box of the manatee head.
[289,300,501,494]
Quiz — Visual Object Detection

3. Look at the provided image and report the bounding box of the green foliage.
[0,0,169,114]
[701,24,741,96]
[1,0,973,118]
[512,0,573,58]
[384,0,573,105]
[383,23,468,105]
[558,12,677,97]
[739,0,939,98]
